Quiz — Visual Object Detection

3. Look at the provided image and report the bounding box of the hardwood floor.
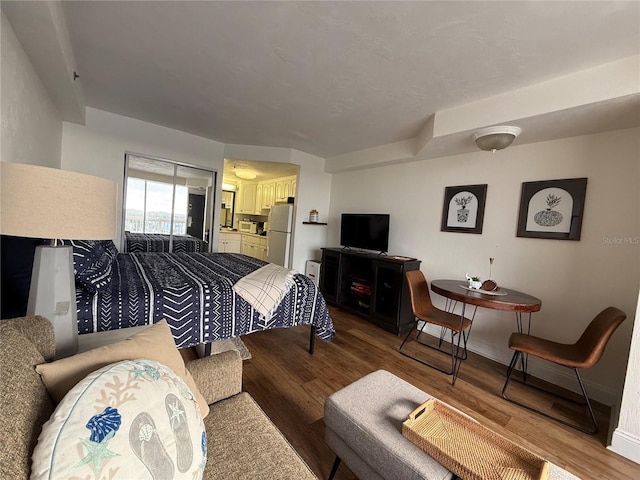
[238,306,638,480]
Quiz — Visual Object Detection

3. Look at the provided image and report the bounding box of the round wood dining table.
[430,279,541,315]
[430,279,542,376]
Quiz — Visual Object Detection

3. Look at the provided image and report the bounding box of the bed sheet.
[125,233,208,253]
[76,252,334,348]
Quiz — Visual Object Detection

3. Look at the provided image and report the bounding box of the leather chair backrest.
[405,270,436,317]
[574,306,626,368]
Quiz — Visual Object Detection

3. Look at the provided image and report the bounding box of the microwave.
[238,221,258,234]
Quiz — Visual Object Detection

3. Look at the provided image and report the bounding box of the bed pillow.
[31,359,206,480]
[36,320,210,417]
[61,239,118,291]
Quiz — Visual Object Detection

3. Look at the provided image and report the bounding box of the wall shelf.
[302,222,328,225]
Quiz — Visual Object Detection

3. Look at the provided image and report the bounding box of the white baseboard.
[608,429,640,464]
[522,357,618,405]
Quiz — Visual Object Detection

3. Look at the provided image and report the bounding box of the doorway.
[187,193,205,239]
[123,154,217,252]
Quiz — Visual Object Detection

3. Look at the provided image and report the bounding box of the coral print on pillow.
[31,359,206,480]
[61,240,118,291]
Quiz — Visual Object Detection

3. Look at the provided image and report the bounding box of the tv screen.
[340,214,390,253]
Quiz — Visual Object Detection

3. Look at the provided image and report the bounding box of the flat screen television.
[340,213,390,253]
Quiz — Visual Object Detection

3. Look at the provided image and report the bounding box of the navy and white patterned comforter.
[76,253,335,348]
[125,233,208,253]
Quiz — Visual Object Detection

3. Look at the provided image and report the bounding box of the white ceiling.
[53,1,640,159]
[223,158,298,182]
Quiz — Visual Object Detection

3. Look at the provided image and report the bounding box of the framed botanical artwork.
[517,178,588,240]
[441,184,487,234]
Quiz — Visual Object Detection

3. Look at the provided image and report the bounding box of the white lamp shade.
[1,163,117,240]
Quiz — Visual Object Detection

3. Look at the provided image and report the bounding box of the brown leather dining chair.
[501,306,626,434]
[399,270,473,385]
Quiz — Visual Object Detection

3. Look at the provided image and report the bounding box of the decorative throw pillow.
[61,239,118,291]
[31,359,207,480]
[36,320,210,417]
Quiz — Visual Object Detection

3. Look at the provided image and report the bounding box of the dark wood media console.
[320,248,421,335]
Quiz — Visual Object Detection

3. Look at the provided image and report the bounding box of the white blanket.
[232,263,297,319]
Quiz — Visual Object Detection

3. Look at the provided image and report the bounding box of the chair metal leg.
[413,322,469,361]
[399,318,469,385]
[327,456,341,480]
[450,329,468,385]
[399,319,419,351]
[502,351,599,434]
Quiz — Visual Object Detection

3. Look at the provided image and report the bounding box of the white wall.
[62,116,333,272]
[223,144,332,274]
[61,108,225,245]
[1,12,61,167]
[609,289,640,462]
[327,127,640,404]
[289,149,332,271]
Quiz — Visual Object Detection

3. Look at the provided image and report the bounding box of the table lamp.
[1,163,116,358]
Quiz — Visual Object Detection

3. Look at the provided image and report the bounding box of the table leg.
[451,304,477,385]
[451,303,466,385]
[443,298,455,313]
[514,311,533,335]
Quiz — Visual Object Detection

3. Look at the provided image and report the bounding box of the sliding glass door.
[123,154,217,252]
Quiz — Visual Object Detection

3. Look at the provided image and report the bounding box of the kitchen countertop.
[219,229,267,238]
[243,232,268,238]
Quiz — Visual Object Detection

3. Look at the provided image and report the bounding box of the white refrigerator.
[267,204,293,267]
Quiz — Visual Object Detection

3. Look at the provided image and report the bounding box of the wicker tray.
[402,399,550,480]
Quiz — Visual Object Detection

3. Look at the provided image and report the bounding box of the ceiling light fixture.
[234,169,257,180]
[473,126,522,152]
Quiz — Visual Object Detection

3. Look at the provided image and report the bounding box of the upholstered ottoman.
[324,370,582,480]
[324,370,453,480]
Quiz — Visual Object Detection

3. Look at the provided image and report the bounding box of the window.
[122,154,216,252]
[124,178,188,234]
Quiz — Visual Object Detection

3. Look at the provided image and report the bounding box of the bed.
[69,240,334,350]
[124,232,208,253]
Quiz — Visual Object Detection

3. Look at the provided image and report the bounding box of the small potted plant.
[465,273,482,289]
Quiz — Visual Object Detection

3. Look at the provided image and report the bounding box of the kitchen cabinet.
[257,236,268,261]
[320,248,421,335]
[284,178,294,198]
[255,175,296,211]
[256,181,275,210]
[240,235,255,257]
[255,181,275,212]
[255,184,263,212]
[235,187,244,212]
[265,183,276,209]
[237,183,257,214]
[218,232,241,253]
[275,176,295,203]
[241,234,267,260]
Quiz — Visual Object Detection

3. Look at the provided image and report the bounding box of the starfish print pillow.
[31,359,206,480]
